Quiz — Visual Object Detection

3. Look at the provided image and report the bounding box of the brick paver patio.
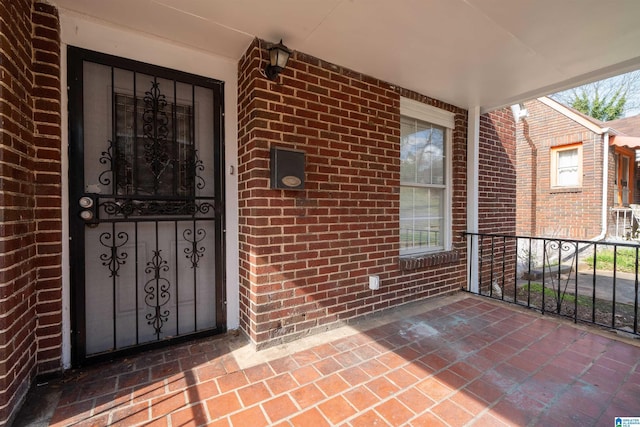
[16,294,640,426]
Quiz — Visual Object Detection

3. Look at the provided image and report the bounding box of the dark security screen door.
[68,47,225,364]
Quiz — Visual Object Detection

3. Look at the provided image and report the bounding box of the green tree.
[570,87,626,121]
[551,70,640,121]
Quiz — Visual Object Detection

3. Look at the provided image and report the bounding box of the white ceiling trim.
[51,0,640,112]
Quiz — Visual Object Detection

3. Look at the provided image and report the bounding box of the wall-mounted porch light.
[510,103,529,122]
[265,39,292,80]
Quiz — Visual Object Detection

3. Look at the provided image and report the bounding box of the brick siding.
[237,39,469,347]
[0,1,61,424]
[479,109,516,234]
[516,100,604,239]
[478,109,517,291]
[32,2,62,376]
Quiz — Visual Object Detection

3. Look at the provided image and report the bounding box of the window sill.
[549,187,582,194]
[399,250,459,271]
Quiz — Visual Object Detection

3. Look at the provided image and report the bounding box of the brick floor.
[17,295,640,426]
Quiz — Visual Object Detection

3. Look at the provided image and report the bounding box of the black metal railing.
[465,232,640,336]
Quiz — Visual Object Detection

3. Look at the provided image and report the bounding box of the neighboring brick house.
[607,114,640,206]
[0,2,521,424]
[516,97,640,240]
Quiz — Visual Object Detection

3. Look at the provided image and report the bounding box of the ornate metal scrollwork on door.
[93,78,214,339]
[144,249,171,336]
[184,228,206,268]
[100,200,214,218]
[99,231,129,277]
[186,150,205,192]
[142,80,170,194]
[95,79,207,202]
[98,140,115,187]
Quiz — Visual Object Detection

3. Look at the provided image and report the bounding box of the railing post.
[527,238,532,307]
[557,239,562,313]
[542,239,546,314]
[635,246,639,334]
[479,235,485,294]
[574,243,578,324]
[592,243,597,323]
[467,233,479,293]
[612,246,618,329]
[489,236,495,297]
[513,237,519,304]
[501,236,506,300]
[467,106,480,294]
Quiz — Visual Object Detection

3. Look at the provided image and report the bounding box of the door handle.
[79,196,94,208]
[79,196,96,221]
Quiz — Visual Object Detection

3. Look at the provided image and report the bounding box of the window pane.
[401,117,445,185]
[557,149,577,168]
[556,148,579,186]
[400,118,418,182]
[557,167,578,186]
[400,186,444,252]
[427,127,444,185]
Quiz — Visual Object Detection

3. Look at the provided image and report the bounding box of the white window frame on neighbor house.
[400,98,454,256]
[550,143,583,188]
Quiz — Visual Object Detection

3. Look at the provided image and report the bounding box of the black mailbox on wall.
[270,147,305,190]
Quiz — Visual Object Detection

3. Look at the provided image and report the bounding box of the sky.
[551,70,640,118]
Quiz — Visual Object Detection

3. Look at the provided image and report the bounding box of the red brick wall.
[238,39,468,347]
[32,2,63,375]
[516,100,604,239]
[516,118,537,235]
[479,109,516,234]
[478,109,517,291]
[0,1,61,424]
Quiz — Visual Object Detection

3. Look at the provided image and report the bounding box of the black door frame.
[67,46,226,366]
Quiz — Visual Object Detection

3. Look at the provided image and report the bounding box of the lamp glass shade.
[269,40,291,69]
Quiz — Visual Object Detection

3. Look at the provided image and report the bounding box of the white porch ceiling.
[53,0,640,112]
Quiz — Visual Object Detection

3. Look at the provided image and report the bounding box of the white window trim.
[400,97,454,256]
[550,143,583,188]
[401,98,455,129]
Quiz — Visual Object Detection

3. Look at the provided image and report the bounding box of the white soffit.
[52,0,640,112]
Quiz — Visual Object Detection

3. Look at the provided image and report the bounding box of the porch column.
[467,106,480,293]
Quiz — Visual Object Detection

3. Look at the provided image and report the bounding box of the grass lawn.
[584,247,639,273]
